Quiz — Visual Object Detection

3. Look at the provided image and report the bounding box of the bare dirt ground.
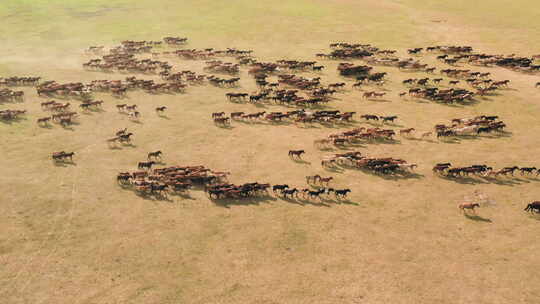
[1,1,540,303]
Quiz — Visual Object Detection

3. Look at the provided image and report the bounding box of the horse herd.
[212,109,356,126]
[433,163,539,178]
[4,35,539,215]
[115,157,352,203]
[435,115,506,138]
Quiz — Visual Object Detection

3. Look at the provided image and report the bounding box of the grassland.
[1,1,540,303]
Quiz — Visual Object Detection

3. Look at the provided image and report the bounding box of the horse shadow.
[464,213,492,223]
[108,145,122,150]
[216,124,234,129]
[38,124,53,129]
[439,175,487,185]
[440,102,466,108]
[438,138,460,144]
[455,135,481,141]
[211,195,277,208]
[158,115,171,120]
[355,168,422,180]
[335,198,359,206]
[130,120,143,124]
[293,197,331,207]
[268,121,291,126]
[399,172,424,179]
[369,138,401,145]
[323,166,345,173]
[480,176,522,186]
[481,131,512,139]
[291,158,311,165]
[253,103,267,108]
[53,160,76,167]
[367,98,392,103]
[169,191,195,200]
[299,124,321,129]
[89,108,105,113]
[383,122,403,128]
[528,213,540,221]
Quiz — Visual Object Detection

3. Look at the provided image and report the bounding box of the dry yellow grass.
[2,1,540,303]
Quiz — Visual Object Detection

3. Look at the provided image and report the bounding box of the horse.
[459,202,480,213]
[51,151,74,162]
[128,111,140,120]
[520,167,537,175]
[362,91,375,99]
[150,183,169,194]
[321,159,336,168]
[214,117,230,125]
[421,132,432,138]
[138,161,156,170]
[334,189,351,198]
[306,189,325,200]
[282,188,299,198]
[230,112,244,119]
[372,92,386,98]
[115,128,127,137]
[318,177,333,185]
[37,117,51,125]
[156,106,167,113]
[118,133,133,143]
[360,114,379,121]
[212,112,225,118]
[147,150,162,160]
[381,116,398,123]
[524,201,540,213]
[288,150,305,159]
[306,175,321,184]
[272,184,289,193]
[116,104,127,112]
[125,105,137,112]
[117,172,132,184]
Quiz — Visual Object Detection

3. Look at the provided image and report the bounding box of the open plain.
[1,1,540,303]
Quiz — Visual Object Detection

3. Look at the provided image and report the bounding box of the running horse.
[147,150,163,160]
[459,202,480,213]
[524,201,540,213]
[288,150,305,159]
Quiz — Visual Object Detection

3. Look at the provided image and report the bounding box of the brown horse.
[399,128,415,136]
[148,150,162,160]
[37,117,51,125]
[459,202,480,213]
[214,117,230,125]
[212,112,225,118]
[156,106,167,113]
[288,150,305,159]
[318,177,333,185]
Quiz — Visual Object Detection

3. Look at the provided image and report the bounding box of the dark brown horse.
[524,201,540,213]
[288,150,305,159]
[147,150,162,160]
